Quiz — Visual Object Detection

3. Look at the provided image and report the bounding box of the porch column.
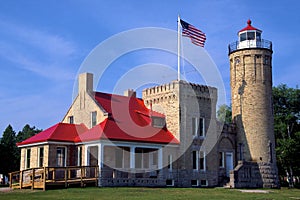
[158,148,163,170]
[130,146,135,169]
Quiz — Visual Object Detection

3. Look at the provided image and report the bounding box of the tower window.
[192,151,198,170]
[240,33,246,41]
[192,117,205,137]
[200,151,206,171]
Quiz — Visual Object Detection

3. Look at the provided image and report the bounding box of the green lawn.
[0,187,300,200]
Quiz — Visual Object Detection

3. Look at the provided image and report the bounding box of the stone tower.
[228,20,279,188]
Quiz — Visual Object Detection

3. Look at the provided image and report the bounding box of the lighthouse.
[228,20,279,188]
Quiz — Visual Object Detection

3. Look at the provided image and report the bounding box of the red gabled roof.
[74,118,179,144]
[17,123,88,146]
[76,92,179,144]
[239,19,261,33]
[17,91,179,146]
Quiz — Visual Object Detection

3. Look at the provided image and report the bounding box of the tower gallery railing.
[228,39,272,54]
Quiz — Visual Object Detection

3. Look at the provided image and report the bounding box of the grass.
[0,187,300,200]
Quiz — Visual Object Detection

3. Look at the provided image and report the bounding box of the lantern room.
[238,19,262,49]
[228,19,272,53]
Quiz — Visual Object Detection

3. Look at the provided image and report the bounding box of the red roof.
[17,91,179,146]
[74,118,179,144]
[239,19,261,33]
[17,123,88,146]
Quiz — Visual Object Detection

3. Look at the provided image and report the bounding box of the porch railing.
[9,165,98,190]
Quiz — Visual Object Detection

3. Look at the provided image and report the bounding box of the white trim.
[192,150,199,171]
[168,154,173,172]
[37,147,44,167]
[200,179,208,186]
[191,179,199,186]
[18,141,74,148]
[56,146,67,167]
[200,151,206,171]
[166,179,174,186]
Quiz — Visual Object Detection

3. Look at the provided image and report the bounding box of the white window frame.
[25,148,31,169]
[192,117,198,137]
[199,151,206,171]
[200,179,208,186]
[192,117,205,137]
[38,147,44,168]
[192,151,199,171]
[191,179,199,187]
[77,146,82,166]
[167,154,173,171]
[56,146,67,167]
[199,117,205,137]
[166,179,174,186]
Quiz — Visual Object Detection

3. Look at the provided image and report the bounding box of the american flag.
[180,19,206,47]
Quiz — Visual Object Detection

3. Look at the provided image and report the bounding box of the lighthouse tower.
[228,20,279,188]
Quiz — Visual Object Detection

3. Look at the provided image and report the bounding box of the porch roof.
[17,123,88,146]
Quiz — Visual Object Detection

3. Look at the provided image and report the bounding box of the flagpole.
[177,15,181,81]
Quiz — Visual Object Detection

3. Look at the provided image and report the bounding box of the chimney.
[78,73,93,93]
[124,89,136,98]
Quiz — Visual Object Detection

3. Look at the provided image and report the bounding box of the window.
[240,32,246,41]
[166,179,174,186]
[26,149,31,169]
[56,147,66,167]
[77,146,82,166]
[115,147,123,168]
[269,142,273,163]
[200,151,206,171]
[247,32,255,40]
[199,118,205,137]
[167,154,173,171]
[256,32,261,41]
[200,180,208,186]
[239,143,243,161]
[192,117,198,136]
[192,117,205,137]
[219,152,225,168]
[191,180,199,186]
[68,116,74,124]
[264,56,270,65]
[152,117,166,128]
[38,147,44,167]
[192,151,198,170]
[135,148,143,168]
[91,111,97,127]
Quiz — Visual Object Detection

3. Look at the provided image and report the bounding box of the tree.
[14,124,42,170]
[273,84,300,187]
[16,124,42,143]
[0,125,18,182]
[217,104,232,124]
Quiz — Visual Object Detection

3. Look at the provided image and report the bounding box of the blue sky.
[0,0,299,135]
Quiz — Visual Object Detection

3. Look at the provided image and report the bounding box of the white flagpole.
[177,15,181,81]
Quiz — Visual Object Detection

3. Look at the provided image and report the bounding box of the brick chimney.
[78,73,93,93]
[124,89,136,98]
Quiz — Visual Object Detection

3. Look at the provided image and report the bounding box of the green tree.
[14,124,42,170]
[217,104,232,124]
[0,125,18,181]
[16,124,41,143]
[273,84,300,187]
